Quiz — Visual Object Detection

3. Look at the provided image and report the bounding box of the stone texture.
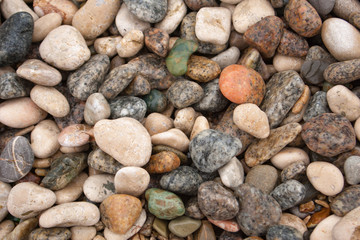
[308,0,335,16]
[271,147,309,170]
[115,3,150,36]
[115,167,150,197]
[169,216,201,237]
[344,156,360,185]
[31,120,60,158]
[83,174,115,203]
[123,0,167,23]
[0,181,11,222]
[327,85,360,121]
[1,0,39,21]
[186,55,221,83]
[144,28,169,57]
[332,206,360,240]
[245,165,278,194]
[194,220,216,240]
[277,29,309,58]
[166,80,204,108]
[279,213,307,235]
[145,151,180,174]
[155,0,187,34]
[218,157,244,189]
[109,96,147,122]
[266,225,303,240]
[3,218,38,240]
[57,124,91,147]
[324,59,360,85]
[143,89,167,113]
[88,148,123,174]
[211,46,241,69]
[166,39,198,76]
[84,93,111,125]
[303,91,330,122]
[331,185,360,216]
[29,228,71,240]
[116,30,144,58]
[0,72,27,100]
[32,13,62,43]
[185,197,205,219]
[310,215,341,240]
[151,128,190,152]
[33,0,78,25]
[281,161,307,182]
[184,0,217,10]
[270,180,306,210]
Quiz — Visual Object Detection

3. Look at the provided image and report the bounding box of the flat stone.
[115,167,150,197]
[83,174,115,203]
[331,185,360,217]
[123,0,167,23]
[169,216,201,238]
[29,228,71,240]
[145,113,174,136]
[301,59,330,85]
[327,85,360,121]
[266,225,303,240]
[166,79,204,108]
[71,226,96,240]
[208,218,240,233]
[270,180,306,210]
[109,96,147,122]
[57,124,91,147]
[303,91,330,122]
[152,217,169,238]
[55,172,88,204]
[332,206,360,240]
[245,165,278,194]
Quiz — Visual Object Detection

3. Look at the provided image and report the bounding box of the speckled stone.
[284,0,322,37]
[350,12,360,29]
[67,54,110,101]
[266,225,303,240]
[184,0,217,10]
[185,197,205,219]
[270,180,306,210]
[152,145,188,165]
[189,129,242,173]
[235,183,282,236]
[88,148,123,174]
[219,231,243,240]
[238,47,270,80]
[281,161,307,182]
[198,181,239,220]
[41,153,87,190]
[277,29,309,58]
[303,91,330,122]
[109,96,147,121]
[160,166,203,196]
[29,228,71,240]
[166,80,203,109]
[123,0,167,23]
[145,151,180,174]
[0,136,34,183]
[244,16,284,58]
[331,185,360,216]
[145,188,185,220]
[0,72,27,99]
[123,75,151,96]
[324,59,360,85]
[245,165,278,194]
[0,12,33,66]
[261,70,304,128]
[186,55,221,83]
[193,78,229,113]
[166,39,198,76]
[142,89,167,113]
[344,156,360,185]
[302,113,356,157]
[245,123,302,167]
[144,28,169,57]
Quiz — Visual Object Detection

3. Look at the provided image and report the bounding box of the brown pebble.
[145,151,181,174]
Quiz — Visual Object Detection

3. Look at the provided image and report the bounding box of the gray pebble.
[87,148,123,174]
[123,0,167,23]
[270,180,306,210]
[109,96,147,121]
[330,185,360,217]
[344,156,360,185]
[167,79,204,109]
[266,225,303,240]
[303,91,330,122]
[281,161,307,182]
[0,72,27,99]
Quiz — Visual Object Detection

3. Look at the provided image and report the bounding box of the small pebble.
[194,220,216,240]
[123,0,167,23]
[115,3,150,36]
[218,157,244,189]
[83,174,115,203]
[29,228,71,240]
[144,113,174,136]
[109,96,147,121]
[116,30,144,58]
[327,85,360,121]
[33,0,77,25]
[168,216,201,238]
[145,151,181,174]
[270,180,306,210]
[142,89,167,113]
[166,79,204,108]
[303,91,330,122]
[266,225,303,240]
[144,28,169,57]
[332,206,360,240]
[271,147,309,170]
[84,93,111,125]
[245,165,278,194]
[344,156,360,185]
[330,185,360,216]
[277,29,309,58]
[71,226,96,240]
[279,213,307,235]
[151,128,190,152]
[186,55,221,83]
[310,214,341,240]
[55,172,88,204]
[115,167,149,197]
[166,39,198,76]
[155,0,187,34]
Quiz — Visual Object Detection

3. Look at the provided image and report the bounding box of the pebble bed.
[1,0,360,239]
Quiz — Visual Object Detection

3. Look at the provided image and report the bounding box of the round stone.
[308,0,335,16]
[142,89,167,113]
[109,96,147,122]
[279,213,307,235]
[144,113,174,136]
[115,3,150,36]
[145,151,181,174]
[31,120,60,158]
[88,148,123,175]
[84,93,111,125]
[55,172,88,205]
[32,12,63,43]
[83,174,115,203]
[168,216,201,238]
[151,128,190,152]
[245,165,278,194]
[270,180,306,210]
[116,30,144,58]
[155,0,187,34]
[327,85,360,121]
[270,147,309,170]
[218,157,244,189]
[166,80,204,109]
[173,107,196,136]
[186,55,221,83]
[33,0,78,25]
[332,206,360,240]
[114,167,150,197]
[144,28,169,57]
[310,214,341,240]
[344,156,360,185]
[57,124,91,147]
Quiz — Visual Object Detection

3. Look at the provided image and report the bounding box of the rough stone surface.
[186,55,221,83]
[331,185,360,217]
[29,228,72,240]
[144,28,169,57]
[88,148,123,174]
[83,174,115,203]
[332,206,360,240]
[277,29,309,58]
[123,0,167,23]
[266,225,303,240]
[166,80,204,108]
[0,181,11,222]
[270,180,306,210]
[324,59,360,85]
[109,96,147,122]
[0,72,27,100]
[303,91,330,122]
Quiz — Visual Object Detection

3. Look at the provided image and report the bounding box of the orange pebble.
[145,151,180,174]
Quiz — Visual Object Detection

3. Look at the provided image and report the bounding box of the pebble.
[166,80,204,108]
[344,156,360,185]
[39,202,100,228]
[123,0,167,23]
[94,118,152,167]
[281,161,307,182]
[123,75,151,96]
[29,227,71,240]
[145,188,185,220]
[83,174,115,203]
[194,220,216,240]
[190,116,210,140]
[218,157,244,189]
[232,0,275,34]
[144,28,169,57]
[0,72,28,100]
[144,113,174,136]
[270,180,306,210]
[0,182,11,222]
[307,161,344,196]
[166,39,198,76]
[332,206,360,240]
[145,151,181,174]
[310,214,341,240]
[279,213,307,235]
[155,0,187,34]
[152,218,169,238]
[174,107,195,136]
[0,221,15,239]
[211,46,241,69]
[32,12,62,42]
[308,0,335,16]
[55,172,88,204]
[266,225,303,240]
[109,96,147,121]
[143,89,167,113]
[57,124,91,147]
[84,93,111,125]
[333,0,360,21]
[3,217,38,240]
[71,226,96,240]
[208,218,240,233]
[271,147,309,170]
[0,12,33,67]
[94,36,122,57]
[186,55,221,82]
[0,136,34,183]
[245,165,278,194]
[301,59,330,85]
[31,120,60,158]
[88,148,123,174]
[321,18,360,61]
[324,59,360,85]
[184,0,217,10]
[115,3,150,36]
[331,185,360,216]
[350,12,360,29]
[153,145,189,165]
[33,0,78,25]
[115,167,150,197]
[116,30,144,58]
[1,0,39,21]
[185,197,205,219]
[302,113,356,157]
[169,216,201,238]
[151,128,190,152]
[235,183,282,236]
[303,91,330,122]
[273,54,304,72]
[327,85,360,121]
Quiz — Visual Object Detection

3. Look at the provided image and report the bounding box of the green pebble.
[169,216,202,238]
[166,39,198,76]
[142,89,168,113]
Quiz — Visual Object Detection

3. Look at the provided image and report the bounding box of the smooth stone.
[94,118,152,167]
[185,197,205,220]
[142,89,167,113]
[84,93,111,125]
[57,124,91,147]
[94,36,122,58]
[303,91,330,122]
[72,0,120,40]
[332,206,360,240]
[273,54,304,72]
[218,157,244,189]
[302,113,356,157]
[194,220,216,240]
[301,59,330,85]
[0,72,28,99]
[152,145,189,165]
[190,116,210,140]
[31,120,60,158]
[115,167,150,197]
[232,0,275,34]
[0,221,15,239]
[3,218,38,240]
[55,172,88,204]
[167,80,204,108]
[29,228,71,240]
[169,216,201,238]
[280,161,307,182]
[245,123,302,167]
[160,166,203,195]
[310,214,341,240]
[145,113,174,136]
[292,85,311,114]
[155,0,187,34]
[41,153,87,191]
[151,128,190,152]
[83,174,115,203]
[235,183,282,236]
[152,217,169,238]
[245,165,278,194]
[270,180,306,210]
[321,18,360,61]
[145,151,180,174]
[67,54,110,101]
[260,70,305,128]
[327,85,360,121]
[33,0,78,25]
[237,47,270,80]
[308,0,335,16]
[324,59,360,85]
[39,25,90,71]
[145,188,185,220]
[1,0,39,21]
[198,181,239,220]
[123,0,167,23]
[186,55,221,83]
[39,202,100,228]
[331,185,360,216]
[174,107,196,136]
[266,225,303,240]
[116,30,144,58]
[16,59,62,86]
[32,13,62,42]
[115,3,150,36]
[166,39,198,76]
[271,147,309,170]
[144,28,169,57]
[109,96,147,122]
[71,226,96,240]
[344,156,360,185]
[307,161,344,196]
[279,213,307,235]
[333,0,360,21]
[0,12,33,67]
[0,182,11,222]
[88,148,123,174]
[211,46,241,69]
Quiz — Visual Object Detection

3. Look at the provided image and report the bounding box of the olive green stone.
[41,153,87,190]
[145,188,185,220]
[142,89,167,113]
[169,216,201,238]
[152,145,189,165]
[166,39,198,76]
[152,218,169,238]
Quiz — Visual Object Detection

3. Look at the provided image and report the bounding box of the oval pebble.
[151,128,190,152]
[344,156,360,185]
[115,167,150,197]
[332,206,360,240]
[327,85,360,121]
[166,80,204,109]
[270,180,306,210]
[31,120,60,158]
[270,147,309,170]
[218,157,244,189]
[84,93,111,125]
[310,214,341,240]
[83,174,115,203]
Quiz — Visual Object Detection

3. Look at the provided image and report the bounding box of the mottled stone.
[260,70,305,128]
[302,113,356,157]
[301,59,330,85]
[185,197,205,219]
[143,89,167,113]
[245,165,278,194]
[186,55,221,83]
[88,148,123,174]
[279,213,307,235]
[350,12,360,29]
[115,3,150,36]
[153,145,188,165]
[303,91,330,122]
[281,161,307,182]
[308,0,335,16]
[184,0,217,10]
[124,75,151,96]
[238,47,270,80]
[152,217,169,238]
[67,54,110,101]
[166,80,203,108]
[0,12,33,66]
[331,185,360,216]
[83,174,115,203]
[145,151,180,174]
[0,72,27,99]
[3,218,38,240]
[270,180,306,210]
[166,39,198,76]
[277,29,309,58]
[123,0,167,23]
[29,228,71,240]
[33,0,77,25]
[109,96,147,122]
[235,183,282,236]
[344,156,360,185]
[324,59,360,85]
[266,225,303,240]
[144,28,169,57]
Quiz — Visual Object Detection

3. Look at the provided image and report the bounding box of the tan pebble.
[32,13,62,42]
[88,167,104,176]
[218,157,244,189]
[35,168,49,176]
[155,0,187,34]
[292,85,310,114]
[2,218,38,240]
[327,85,360,121]
[174,107,196,136]
[279,213,307,235]
[33,158,51,168]
[151,128,190,152]
[115,3,150,36]
[71,226,97,240]
[0,220,15,239]
[31,120,60,158]
[33,0,78,25]
[57,124,91,147]
[144,113,174,136]
[60,144,89,154]
[94,36,122,58]
[270,147,309,170]
[160,102,175,118]
[332,206,360,240]
[116,30,144,58]
[0,0,39,21]
[233,103,270,139]
[84,93,111,125]
[273,54,304,72]
[310,214,341,240]
[299,201,315,213]
[0,182,11,222]
[93,236,106,240]
[190,116,210,140]
[110,55,126,69]
[314,199,329,209]
[83,174,115,203]
[0,97,47,128]
[169,37,179,49]
[114,167,150,197]
[55,172,88,204]
[16,59,62,86]
[354,117,360,141]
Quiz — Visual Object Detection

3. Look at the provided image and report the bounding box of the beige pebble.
[60,144,89,154]
[155,0,187,34]
[169,37,179,50]
[306,161,344,196]
[33,158,51,168]
[332,206,360,240]
[32,13,62,42]
[279,213,307,235]
[116,30,144,58]
[114,167,150,197]
[220,2,236,14]
[218,157,244,189]
[211,46,241,69]
[31,120,60,158]
[0,97,47,128]
[174,107,196,136]
[88,167,104,176]
[93,236,106,240]
[71,226,97,240]
[83,174,115,203]
[190,116,210,140]
[84,93,111,125]
[151,128,190,152]
[94,36,122,57]
[39,202,100,228]
[115,3,150,37]
[30,85,70,118]
[39,25,91,71]
[57,124,91,147]
[327,85,360,121]
[0,220,15,239]
[72,0,120,40]
[55,172,88,204]
[310,214,341,240]
[7,182,56,219]
[33,0,78,25]
[0,0,39,21]
[16,59,62,87]
[144,113,174,136]
[233,103,270,139]
[3,218,38,240]
[355,117,360,141]
[0,182,11,222]
[281,94,310,125]
[273,54,304,72]
[270,147,310,170]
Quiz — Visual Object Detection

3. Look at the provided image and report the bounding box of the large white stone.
[332,206,360,240]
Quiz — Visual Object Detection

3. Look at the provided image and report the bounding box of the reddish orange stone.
[145,151,180,174]
[219,65,265,105]
[207,218,240,232]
